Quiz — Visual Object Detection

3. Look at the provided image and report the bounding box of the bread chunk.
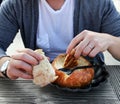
[33,49,58,87]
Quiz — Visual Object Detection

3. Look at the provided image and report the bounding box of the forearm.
[108,36,120,61]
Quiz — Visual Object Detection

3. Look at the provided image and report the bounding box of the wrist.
[104,34,114,50]
[0,56,11,78]
[107,35,117,51]
[0,60,10,78]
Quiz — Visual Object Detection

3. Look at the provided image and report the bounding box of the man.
[0,0,120,80]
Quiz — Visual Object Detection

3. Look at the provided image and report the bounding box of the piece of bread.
[52,50,94,88]
[63,49,78,68]
[33,49,58,87]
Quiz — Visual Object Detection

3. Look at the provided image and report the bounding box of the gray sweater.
[0,0,120,64]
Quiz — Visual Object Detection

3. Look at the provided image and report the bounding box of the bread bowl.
[52,50,94,88]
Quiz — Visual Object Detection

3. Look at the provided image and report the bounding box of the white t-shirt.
[36,0,74,61]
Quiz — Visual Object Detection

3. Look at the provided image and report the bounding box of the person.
[0,0,120,80]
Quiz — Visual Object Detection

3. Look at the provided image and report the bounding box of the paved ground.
[6,0,120,65]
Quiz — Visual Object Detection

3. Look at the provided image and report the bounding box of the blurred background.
[6,0,120,65]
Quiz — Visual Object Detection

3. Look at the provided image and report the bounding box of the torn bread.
[63,49,78,68]
[33,49,58,87]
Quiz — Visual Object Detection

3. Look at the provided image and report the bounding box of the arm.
[0,1,43,79]
[67,30,120,61]
[0,0,19,56]
[0,0,19,77]
[100,0,120,60]
[67,0,120,61]
[108,36,120,61]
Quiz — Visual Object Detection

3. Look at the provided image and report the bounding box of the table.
[0,66,120,104]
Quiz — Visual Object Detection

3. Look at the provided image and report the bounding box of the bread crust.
[52,51,94,88]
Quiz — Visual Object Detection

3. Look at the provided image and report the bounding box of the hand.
[6,48,43,79]
[66,30,112,58]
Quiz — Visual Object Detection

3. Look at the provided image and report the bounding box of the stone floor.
[6,0,120,65]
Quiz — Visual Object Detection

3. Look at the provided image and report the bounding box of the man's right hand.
[0,48,43,80]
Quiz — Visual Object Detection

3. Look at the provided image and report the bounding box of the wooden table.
[0,66,120,104]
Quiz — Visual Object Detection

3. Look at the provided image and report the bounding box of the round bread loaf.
[52,51,94,88]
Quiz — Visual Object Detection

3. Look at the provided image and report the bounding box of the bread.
[52,50,94,88]
[63,49,78,68]
[33,49,58,87]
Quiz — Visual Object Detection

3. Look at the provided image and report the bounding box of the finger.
[13,69,33,79]
[66,33,85,54]
[74,38,90,58]
[89,47,100,57]
[82,46,93,56]
[11,53,39,66]
[7,71,19,80]
[7,72,18,80]
[11,59,33,75]
[82,42,95,56]
[17,48,43,61]
[7,67,32,80]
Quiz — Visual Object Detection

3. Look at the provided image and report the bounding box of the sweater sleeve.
[0,0,19,57]
[101,0,120,37]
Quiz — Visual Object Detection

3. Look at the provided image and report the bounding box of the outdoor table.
[0,65,120,104]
